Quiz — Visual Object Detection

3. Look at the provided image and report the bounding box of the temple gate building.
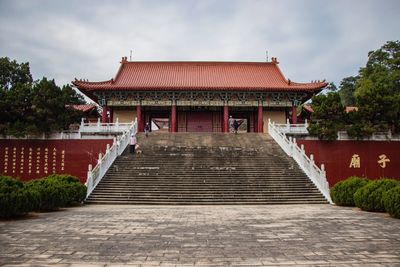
[73,57,327,133]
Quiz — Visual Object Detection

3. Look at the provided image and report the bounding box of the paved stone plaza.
[0,204,399,266]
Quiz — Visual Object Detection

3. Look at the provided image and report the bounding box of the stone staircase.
[86,133,328,204]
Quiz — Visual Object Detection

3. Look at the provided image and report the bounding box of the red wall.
[0,139,113,183]
[297,140,400,187]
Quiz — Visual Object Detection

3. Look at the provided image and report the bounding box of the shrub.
[0,174,86,218]
[383,185,400,219]
[0,176,39,218]
[45,174,86,203]
[26,178,69,211]
[330,176,370,206]
[354,178,400,212]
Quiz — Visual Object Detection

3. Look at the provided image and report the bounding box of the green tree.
[0,57,32,90]
[354,40,400,134]
[338,76,358,106]
[62,84,85,105]
[31,78,83,134]
[4,83,35,136]
[0,57,85,136]
[308,92,346,140]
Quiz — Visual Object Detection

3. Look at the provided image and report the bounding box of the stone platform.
[0,204,399,266]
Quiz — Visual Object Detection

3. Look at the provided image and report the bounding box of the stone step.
[85,199,328,205]
[87,133,328,205]
[104,171,307,174]
[89,194,325,199]
[96,183,315,188]
[102,176,308,179]
[87,195,327,200]
[94,184,318,189]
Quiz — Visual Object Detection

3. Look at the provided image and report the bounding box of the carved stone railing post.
[86,164,93,198]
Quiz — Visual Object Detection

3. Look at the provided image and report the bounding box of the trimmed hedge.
[46,174,86,203]
[26,174,86,211]
[26,178,70,211]
[0,176,40,218]
[383,185,400,219]
[354,178,400,212]
[1,174,86,217]
[330,176,370,206]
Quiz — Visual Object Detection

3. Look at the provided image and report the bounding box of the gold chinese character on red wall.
[349,154,361,168]
[377,154,390,168]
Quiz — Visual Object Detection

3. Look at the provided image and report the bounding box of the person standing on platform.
[233,120,239,134]
[130,134,137,154]
[144,122,150,137]
[229,116,234,133]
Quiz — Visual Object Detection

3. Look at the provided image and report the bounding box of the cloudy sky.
[0,0,399,89]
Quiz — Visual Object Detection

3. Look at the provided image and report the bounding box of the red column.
[291,105,298,124]
[223,104,229,133]
[136,105,142,132]
[101,106,108,123]
[170,102,177,132]
[253,111,258,132]
[258,104,263,133]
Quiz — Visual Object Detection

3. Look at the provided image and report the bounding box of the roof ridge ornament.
[271,57,279,64]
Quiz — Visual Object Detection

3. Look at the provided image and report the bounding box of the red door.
[186,112,213,132]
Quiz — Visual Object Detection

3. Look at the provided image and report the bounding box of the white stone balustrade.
[79,118,134,133]
[273,119,309,135]
[85,119,137,198]
[268,119,333,204]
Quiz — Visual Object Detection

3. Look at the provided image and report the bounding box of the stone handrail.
[85,119,137,198]
[268,119,333,204]
[79,118,133,133]
[273,119,309,135]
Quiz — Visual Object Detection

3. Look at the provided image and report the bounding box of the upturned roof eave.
[72,84,327,92]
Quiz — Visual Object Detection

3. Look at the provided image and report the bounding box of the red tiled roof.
[346,106,358,113]
[303,104,314,113]
[72,104,97,113]
[73,58,327,92]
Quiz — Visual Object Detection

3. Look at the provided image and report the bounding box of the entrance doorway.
[230,112,252,132]
[148,111,170,132]
[231,118,248,133]
[186,112,213,132]
[151,118,169,132]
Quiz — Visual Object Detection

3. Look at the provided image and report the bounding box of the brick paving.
[0,204,399,266]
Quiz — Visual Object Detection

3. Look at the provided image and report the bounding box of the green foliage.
[345,110,375,140]
[31,78,84,134]
[0,174,86,218]
[0,57,85,136]
[26,174,86,211]
[310,40,400,140]
[0,57,32,90]
[308,92,345,140]
[338,76,358,106]
[383,185,400,219]
[330,176,370,206]
[26,178,69,211]
[0,176,39,218]
[354,178,400,212]
[62,84,85,105]
[45,174,86,203]
[353,40,400,135]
